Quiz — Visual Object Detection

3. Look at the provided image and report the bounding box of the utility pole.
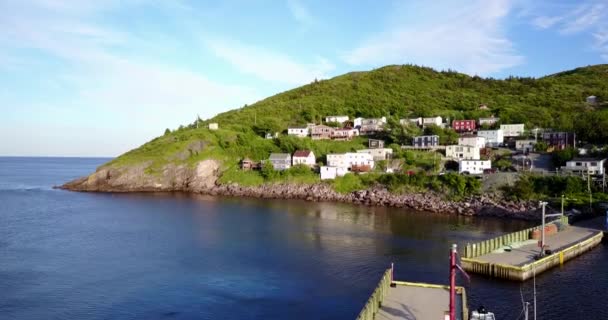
[449,244,457,320]
[524,302,530,320]
[561,194,564,217]
[196,114,200,129]
[540,201,547,254]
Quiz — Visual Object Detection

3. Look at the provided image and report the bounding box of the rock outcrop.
[61,160,539,220]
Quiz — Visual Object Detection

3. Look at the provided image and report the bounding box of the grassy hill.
[104,64,608,191]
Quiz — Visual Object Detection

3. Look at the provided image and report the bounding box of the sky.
[1,0,607,157]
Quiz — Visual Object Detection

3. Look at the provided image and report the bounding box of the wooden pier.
[461,219,604,281]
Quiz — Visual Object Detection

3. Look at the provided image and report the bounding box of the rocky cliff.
[61,160,541,220]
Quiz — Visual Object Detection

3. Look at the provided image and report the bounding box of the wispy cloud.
[0,0,259,156]
[207,38,334,85]
[343,0,523,76]
[530,1,608,60]
[286,0,316,28]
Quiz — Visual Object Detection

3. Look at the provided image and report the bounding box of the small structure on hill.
[208,123,219,130]
[412,135,439,148]
[241,158,256,171]
[459,160,491,175]
[287,127,309,138]
[586,95,598,104]
[268,153,292,171]
[562,158,606,176]
[292,150,316,167]
[368,139,385,149]
[452,119,476,133]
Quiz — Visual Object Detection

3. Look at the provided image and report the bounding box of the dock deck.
[376,282,466,320]
[477,226,599,266]
[462,225,604,281]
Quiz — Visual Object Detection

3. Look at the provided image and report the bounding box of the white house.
[331,128,359,140]
[562,158,606,175]
[354,117,363,128]
[477,129,504,147]
[208,123,219,130]
[325,115,349,124]
[287,127,309,138]
[586,95,598,104]
[356,148,393,161]
[360,117,387,134]
[422,116,443,127]
[320,166,348,180]
[446,145,480,160]
[459,160,492,175]
[479,117,500,127]
[401,117,422,126]
[515,139,536,152]
[268,153,292,171]
[500,124,525,137]
[458,136,486,149]
[292,150,316,167]
[327,153,374,170]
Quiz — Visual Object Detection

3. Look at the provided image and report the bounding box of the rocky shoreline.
[59,159,541,221]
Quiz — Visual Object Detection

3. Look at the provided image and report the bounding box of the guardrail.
[355,268,392,320]
[463,216,569,259]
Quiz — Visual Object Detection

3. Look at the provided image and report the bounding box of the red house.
[452,119,476,133]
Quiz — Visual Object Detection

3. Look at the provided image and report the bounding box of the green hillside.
[106,64,608,184]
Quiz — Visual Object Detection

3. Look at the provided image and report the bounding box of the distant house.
[477,129,504,147]
[326,153,374,170]
[265,132,279,139]
[208,123,219,130]
[542,132,575,150]
[325,115,349,124]
[478,104,489,110]
[320,166,348,180]
[459,160,492,175]
[359,117,387,135]
[356,148,393,161]
[586,95,598,104]
[268,153,292,171]
[241,158,256,170]
[311,125,335,140]
[479,116,499,127]
[331,128,359,140]
[452,119,476,133]
[515,139,536,153]
[500,124,525,137]
[458,136,486,149]
[562,158,606,175]
[292,150,316,167]
[422,116,443,128]
[287,127,309,138]
[446,145,480,160]
[412,135,440,148]
[368,139,385,149]
[400,117,422,127]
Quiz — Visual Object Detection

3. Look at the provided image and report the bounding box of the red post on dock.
[449,244,457,320]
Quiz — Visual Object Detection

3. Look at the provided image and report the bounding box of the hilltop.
[61,64,608,217]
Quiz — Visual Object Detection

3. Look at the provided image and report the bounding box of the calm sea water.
[1,157,606,320]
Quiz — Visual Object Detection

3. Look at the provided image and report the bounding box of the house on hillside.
[458,136,486,149]
[292,150,316,167]
[356,148,393,161]
[542,132,575,150]
[400,117,422,127]
[311,125,335,140]
[265,132,279,139]
[241,158,256,171]
[479,116,499,127]
[477,129,504,147]
[359,117,387,135]
[287,127,309,138]
[325,115,349,124]
[478,104,489,110]
[331,128,359,140]
[515,139,536,153]
[459,160,491,175]
[268,153,292,171]
[208,123,219,130]
[422,116,443,128]
[412,135,439,148]
[500,124,525,137]
[368,139,385,149]
[446,145,480,160]
[586,96,598,104]
[320,166,348,180]
[562,158,606,175]
[452,119,476,133]
[326,153,375,170]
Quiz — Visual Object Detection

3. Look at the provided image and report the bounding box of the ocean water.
[1,157,606,320]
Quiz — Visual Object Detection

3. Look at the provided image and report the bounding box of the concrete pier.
[462,225,604,281]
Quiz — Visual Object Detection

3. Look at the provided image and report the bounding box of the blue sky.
[1,0,607,157]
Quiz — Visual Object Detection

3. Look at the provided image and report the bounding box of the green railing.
[355,268,392,320]
[463,216,569,259]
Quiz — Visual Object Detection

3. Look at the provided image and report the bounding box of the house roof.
[293,150,313,158]
[269,153,291,160]
[569,158,606,162]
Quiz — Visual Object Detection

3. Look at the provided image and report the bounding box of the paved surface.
[376,285,464,320]
[476,226,600,266]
